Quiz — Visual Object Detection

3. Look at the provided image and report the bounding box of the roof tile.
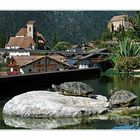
[13,56,44,67]
[6,37,36,49]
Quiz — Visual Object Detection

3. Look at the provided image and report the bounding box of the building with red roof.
[5,20,47,51]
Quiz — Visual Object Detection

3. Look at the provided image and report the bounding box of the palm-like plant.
[115,37,140,58]
[108,38,140,72]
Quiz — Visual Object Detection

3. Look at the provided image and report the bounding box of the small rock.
[108,106,140,116]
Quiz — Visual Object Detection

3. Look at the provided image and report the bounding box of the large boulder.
[3,91,109,118]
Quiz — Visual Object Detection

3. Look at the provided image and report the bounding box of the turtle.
[109,89,137,108]
[52,81,96,98]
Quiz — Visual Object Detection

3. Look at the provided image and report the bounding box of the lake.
[0,75,140,129]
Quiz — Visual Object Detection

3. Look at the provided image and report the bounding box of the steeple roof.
[26,20,35,25]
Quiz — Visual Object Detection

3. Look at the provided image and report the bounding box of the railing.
[0,48,110,55]
[91,58,107,62]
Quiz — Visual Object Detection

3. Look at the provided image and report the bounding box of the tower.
[26,20,36,39]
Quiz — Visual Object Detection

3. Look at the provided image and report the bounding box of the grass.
[105,68,140,77]
[0,63,8,72]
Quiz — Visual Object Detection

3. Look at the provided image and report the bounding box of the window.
[29,69,32,73]
[29,27,31,32]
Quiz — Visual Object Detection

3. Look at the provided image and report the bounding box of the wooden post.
[45,53,47,72]
[77,57,79,69]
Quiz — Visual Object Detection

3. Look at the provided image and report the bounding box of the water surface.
[0,75,140,129]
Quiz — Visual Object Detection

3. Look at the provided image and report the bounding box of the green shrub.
[53,41,72,51]
[115,57,140,72]
[109,38,140,72]
[115,38,140,58]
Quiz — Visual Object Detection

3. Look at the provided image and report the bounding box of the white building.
[5,20,47,57]
[108,15,133,32]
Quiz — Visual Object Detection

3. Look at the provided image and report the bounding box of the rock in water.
[3,115,84,129]
[52,82,94,97]
[109,90,137,108]
[3,91,109,118]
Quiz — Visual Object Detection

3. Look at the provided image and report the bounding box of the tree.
[128,11,140,39]
[53,41,72,51]
[100,28,112,41]
[110,37,140,72]
[113,25,125,41]
[0,32,6,48]
[52,33,58,48]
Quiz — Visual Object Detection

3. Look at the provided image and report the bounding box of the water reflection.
[1,75,140,129]
[111,116,140,129]
[3,115,84,129]
[3,114,140,129]
[83,75,140,105]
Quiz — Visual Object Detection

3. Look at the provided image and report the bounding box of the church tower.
[26,20,36,39]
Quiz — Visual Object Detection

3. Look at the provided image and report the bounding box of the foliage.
[100,22,132,42]
[0,32,6,48]
[0,11,128,47]
[0,63,8,72]
[100,28,112,41]
[92,40,101,46]
[52,33,58,47]
[114,38,140,58]
[100,11,138,42]
[128,11,140,39]
[124,29,138,40]
[53,41,72,51]
[107,54,117,66]
[115,57,140,72]
[107,26,136,42]
[108,38,140,72]
[112,27,125,41]
[105,68,119,76]
[97,43,109,49]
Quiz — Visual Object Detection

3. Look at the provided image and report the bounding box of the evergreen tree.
[128,11,140,39]
[52,33,58,48]
[53,41,72,51]
[100,28,112,41]
[0,32,6,48]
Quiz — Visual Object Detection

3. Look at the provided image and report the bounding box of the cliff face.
[0,11,133,47]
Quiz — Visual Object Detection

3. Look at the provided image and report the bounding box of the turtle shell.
[59,82,94,96]
[109,90,137,107]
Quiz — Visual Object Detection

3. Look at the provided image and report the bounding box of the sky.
[0,0,140,11]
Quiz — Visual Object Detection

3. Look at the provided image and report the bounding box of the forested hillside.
[0,11,133,47]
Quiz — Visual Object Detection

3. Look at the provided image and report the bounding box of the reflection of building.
[5,20,48,56]
[108,15,133,32]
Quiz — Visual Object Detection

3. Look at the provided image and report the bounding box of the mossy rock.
[109,106,140,117]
